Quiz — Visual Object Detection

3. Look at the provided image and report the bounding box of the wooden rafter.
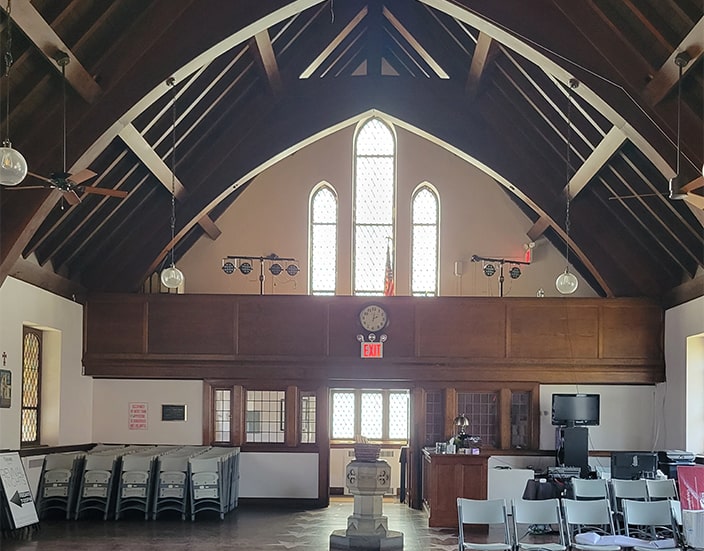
[5,0,101,103]
[252,30,283,95]
[118,124,221,240]
[466,32,497,97]
[643,17,704,106]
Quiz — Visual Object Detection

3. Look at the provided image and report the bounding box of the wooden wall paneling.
[600,302,663,359]
[444,387,457,440]
[237,296,327,356]
[499,388,511,449]
[148,295,236,354]
[232,385,245,446]
[409,387,427,509]
[202,381,213,445]
[317,385,330,507]
[285,385,299,447]
[84,295,147,354]
[416,299,506,358]
[507,302,599,358]
[530,384,540,449]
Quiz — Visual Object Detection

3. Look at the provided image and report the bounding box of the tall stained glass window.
[354,118,395,295]
[21,327,41,446]
[411,185,439,296]
[310,184,337,295]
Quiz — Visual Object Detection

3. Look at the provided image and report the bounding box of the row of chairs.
[571,478,679,534]
[36,445,240,521]
[458,497,681,551]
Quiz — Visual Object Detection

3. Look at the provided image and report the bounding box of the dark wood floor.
[3,498,460,550]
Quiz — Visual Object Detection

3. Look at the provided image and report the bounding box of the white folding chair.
[645,479,678,501]
[610,479,648,532]
[622,499,680,550]
[571,479,610,501]
[562,498,621,551]
[456,498,512,551]
[511,498,566,551]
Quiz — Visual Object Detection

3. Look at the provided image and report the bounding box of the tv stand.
[556,426,589,478]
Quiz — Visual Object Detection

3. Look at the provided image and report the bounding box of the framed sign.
[0,370,10,408]
[161,404,187,421]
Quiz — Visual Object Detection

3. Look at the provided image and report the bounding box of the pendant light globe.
[0,141,27,186]
[555,268,579,295]
[161,265,184,289]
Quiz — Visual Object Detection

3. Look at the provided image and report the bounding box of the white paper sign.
[128,401,148,430]
[0,452,39,528]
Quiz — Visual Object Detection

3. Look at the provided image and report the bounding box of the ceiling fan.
[11,52,128,206]
[609,51,703,210]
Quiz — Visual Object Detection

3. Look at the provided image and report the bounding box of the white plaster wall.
[179,122,597,298]
[92,379,203,445]
[239,452,318,498]
[0,277,90,449]
[540,385,657,453]
[662,296,704,453]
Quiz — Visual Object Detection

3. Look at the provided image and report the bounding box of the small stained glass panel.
[388,392,409,440]
[360,392,383,439]
[332,391,355,439]
[311,185,338,295]
[412,187,439,296]
[21,329,41,445]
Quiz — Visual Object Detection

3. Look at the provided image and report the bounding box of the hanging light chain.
[3,0,14,144]
[564,78,578,268]
[168,77,177,269]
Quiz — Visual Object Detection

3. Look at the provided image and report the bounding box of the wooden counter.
[422,449,488,527]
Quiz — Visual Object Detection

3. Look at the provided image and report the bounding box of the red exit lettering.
[361,342,383,358]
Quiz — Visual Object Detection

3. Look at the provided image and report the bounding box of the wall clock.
[359,304,388,333]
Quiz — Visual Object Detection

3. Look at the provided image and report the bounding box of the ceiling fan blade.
[682,175,704,193]
[81,186,128,198]
[64,190,81,206]
[7,185,54,190]
[69,169,97,185]
[608,193,664,200]
[27,171,56,186]
[684,192,704,210]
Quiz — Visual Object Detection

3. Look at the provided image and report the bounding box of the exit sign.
[361,342,383,359]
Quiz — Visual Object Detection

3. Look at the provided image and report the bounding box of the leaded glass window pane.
[214,389,231,443]
[21,328,41,445]
[388,392,409,440]
[425,390,445,446]
[412,186,439,296]
[360,392,383,439]
[310,185,337,295]
[332,391,355,439]
[246,390,285,443]
[354,118,395,296]
[457,391,498,448]
[511,391,530,449]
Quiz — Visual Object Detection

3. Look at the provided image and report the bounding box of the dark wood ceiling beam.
[300,6,368,78]
[10,254,86,302]
[466,32,498,98]
[5,0,101,103]
[118,124,221,240]
[643,17,704,106]
[366,1,382,76]
[382,6,448,78]
[252,30,283,96]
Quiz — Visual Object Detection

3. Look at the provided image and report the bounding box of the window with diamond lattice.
[22,327,41,446]
[310,184,338,295]
[331,389,409,443]
[354,118,395,296]
[457,391,498,448]
[411,185,439,296]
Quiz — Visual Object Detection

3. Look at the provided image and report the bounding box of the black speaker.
[557,426,589,477]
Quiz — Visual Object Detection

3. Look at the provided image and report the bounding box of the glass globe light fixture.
[160,265,184,289]
[555,268,579,295]
[0,141,27,186]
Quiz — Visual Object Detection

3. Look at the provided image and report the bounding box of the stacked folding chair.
[189,447,241,521]
[114,451,158,520]
[152,447,206,520]
[36,452,85,519]
[74,451,122,520]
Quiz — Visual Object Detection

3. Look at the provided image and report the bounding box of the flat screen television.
[551,393,600,426]
[610,452,658,480]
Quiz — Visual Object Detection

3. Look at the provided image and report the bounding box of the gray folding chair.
[562,498,621,551]
[456,498,512,551]
[622,499,680,550]
[511,498,566,551]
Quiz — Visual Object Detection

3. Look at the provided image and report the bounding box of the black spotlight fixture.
[509,266,521,279]
[239,261,253,275]
[483,263,496,277]
[286,264,300,276]
[269,263,283,276]
[222,261,236,275]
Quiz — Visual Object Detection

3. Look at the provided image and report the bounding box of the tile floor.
[2,498,461,550]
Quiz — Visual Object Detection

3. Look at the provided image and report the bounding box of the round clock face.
[359,304,388,332]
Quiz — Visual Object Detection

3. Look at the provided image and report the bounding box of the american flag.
[383,241,395,296]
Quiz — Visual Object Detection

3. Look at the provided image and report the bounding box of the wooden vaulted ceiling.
[0,0,702,305]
